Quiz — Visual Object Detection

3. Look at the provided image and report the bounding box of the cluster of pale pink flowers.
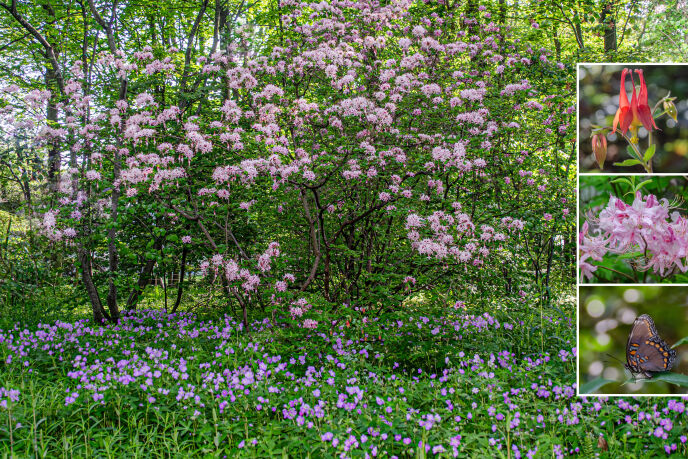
[286,299,318,329]
[198,243,290,295]
[580,192,688,280]
[405,209,522,265]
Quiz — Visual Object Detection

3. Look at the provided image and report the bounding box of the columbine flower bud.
[592,134,607,170]
[664,99,678,122]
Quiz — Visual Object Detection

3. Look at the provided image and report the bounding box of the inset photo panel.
[579,285,688,395]
[579,174,688,284]
[578,63,687,173]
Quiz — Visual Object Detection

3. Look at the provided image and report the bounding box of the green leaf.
[613,159,642,167]
[166,234,179,243]
[634,180,653,192]
[642,144,656,162]
[580,378,615,394]
[609,178,633,188]
[646,372,688,387]
[672,336,688,348]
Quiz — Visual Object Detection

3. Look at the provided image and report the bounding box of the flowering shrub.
[580,191,688,282]
[0,1,574,326]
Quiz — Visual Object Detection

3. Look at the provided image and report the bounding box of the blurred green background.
[580,286,688,394]
[579,175,688,283]
[579,64,688,172]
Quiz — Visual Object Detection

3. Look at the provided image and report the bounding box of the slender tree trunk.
[601,1,617,54]
[88,0,129,321]
[78,247,110,324]
[105,82,127,322]
[545,238,554,300]
[463,0,479,34]
[171,246,189,313]
[126,238,163,310]
[45,68,60,193]
[552,24,561,61]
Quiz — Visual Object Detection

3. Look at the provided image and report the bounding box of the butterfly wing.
[625,314,676,378]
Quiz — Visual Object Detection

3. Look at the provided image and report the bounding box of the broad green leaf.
[646,372,688,387]
[642,144,656,162]
[613,159,642,167]
[580,378,615,394]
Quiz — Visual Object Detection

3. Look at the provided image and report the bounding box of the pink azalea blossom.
[580,192,688,278]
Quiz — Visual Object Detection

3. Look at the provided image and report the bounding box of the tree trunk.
[45,68,60,193]
[78,247,110,324]
[126,238,163,310]
[463,0,479,34]
[601,1,617,54]
[171,246,189,313]
[104,79,128,322]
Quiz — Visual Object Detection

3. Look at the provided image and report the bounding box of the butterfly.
[625,314,677,379]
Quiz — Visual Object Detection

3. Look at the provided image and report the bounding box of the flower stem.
[594,265,637,282]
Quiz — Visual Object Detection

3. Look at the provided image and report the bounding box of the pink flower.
[182,236,192,244]
[580,192,688,277]
[579,254,598,281]
[302,319,318,329]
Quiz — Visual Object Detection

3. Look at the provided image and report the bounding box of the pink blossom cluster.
[197,245,296,309]
[288,298,319,329]
[580,192,688,280]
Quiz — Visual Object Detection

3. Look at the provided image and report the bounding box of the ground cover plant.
[4,298,688,458]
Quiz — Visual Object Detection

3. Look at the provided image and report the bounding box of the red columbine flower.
[612,68,657,136]
[634,69,657,131]
[612,68,633,135]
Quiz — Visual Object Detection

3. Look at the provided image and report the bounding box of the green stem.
[620,132,650,173]
[647,129,653,173]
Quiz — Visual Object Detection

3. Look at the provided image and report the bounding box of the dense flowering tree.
[1,0,575,326]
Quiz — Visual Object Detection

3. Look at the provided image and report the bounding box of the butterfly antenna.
[605,353,625,366]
